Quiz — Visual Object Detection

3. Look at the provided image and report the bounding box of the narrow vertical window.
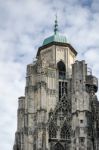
[57,61,67,100]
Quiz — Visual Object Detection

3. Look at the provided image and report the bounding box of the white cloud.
[0,0,99,150]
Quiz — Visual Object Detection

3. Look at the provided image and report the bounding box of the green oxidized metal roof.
[42,15,67,46]
[43,33,67,46]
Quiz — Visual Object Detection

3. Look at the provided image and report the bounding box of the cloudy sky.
[0,0,99,150]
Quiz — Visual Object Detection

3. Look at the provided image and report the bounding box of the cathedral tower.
[13,18,99,150]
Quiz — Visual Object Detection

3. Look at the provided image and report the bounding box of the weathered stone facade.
[13,31,99,150]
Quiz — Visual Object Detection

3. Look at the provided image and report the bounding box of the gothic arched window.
[57,61,67,100]
[60,122,71,139]
[49,122,57,139]
[57,61,66,79]
[54,142,64,150]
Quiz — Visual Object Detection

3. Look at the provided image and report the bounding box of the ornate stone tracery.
[60,120,71,139]
[48,92,72,149]
[49,120,57,139]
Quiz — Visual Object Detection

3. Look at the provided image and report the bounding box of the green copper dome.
[42,16,67,46]
[43,33,67,46]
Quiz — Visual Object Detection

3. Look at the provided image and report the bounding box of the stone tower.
[13,19,99,150]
